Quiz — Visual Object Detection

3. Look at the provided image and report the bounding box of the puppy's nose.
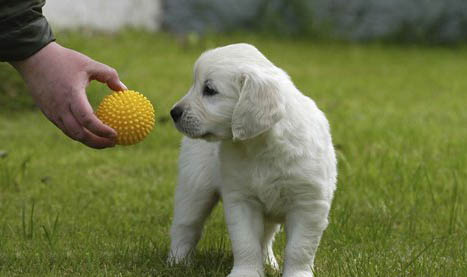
[170,106,184,122]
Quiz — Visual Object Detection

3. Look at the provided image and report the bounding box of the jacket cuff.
[0,16,55,62]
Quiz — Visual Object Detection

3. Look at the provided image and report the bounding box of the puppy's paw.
[227,268,263,277]
[166,248,192,266]
[166,256,191,267]
[265,255,279,271]
[283,270,314,277]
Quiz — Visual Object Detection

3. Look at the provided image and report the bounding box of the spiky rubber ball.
[96,90,155,145]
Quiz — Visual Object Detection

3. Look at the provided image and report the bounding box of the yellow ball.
[96,90,155,145]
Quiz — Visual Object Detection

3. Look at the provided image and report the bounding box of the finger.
[61,112,116,149]
[87,61,127,91]
[40,108,63,130]
[70,89,117,139]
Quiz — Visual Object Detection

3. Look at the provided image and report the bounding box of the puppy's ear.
[232,69,285,141]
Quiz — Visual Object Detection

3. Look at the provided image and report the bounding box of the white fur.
[168,43,337,277]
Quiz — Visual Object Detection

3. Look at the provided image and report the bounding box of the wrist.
[10,42,60,76]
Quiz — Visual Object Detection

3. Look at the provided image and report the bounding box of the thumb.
[87,61,128,91]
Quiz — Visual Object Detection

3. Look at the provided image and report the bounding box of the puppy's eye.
[203,84,218,96]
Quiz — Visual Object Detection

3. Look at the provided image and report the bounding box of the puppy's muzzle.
[170,106,184,123]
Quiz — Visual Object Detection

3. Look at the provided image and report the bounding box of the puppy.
[168,43,337,277]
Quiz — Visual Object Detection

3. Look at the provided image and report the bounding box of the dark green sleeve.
[0,0,55,62]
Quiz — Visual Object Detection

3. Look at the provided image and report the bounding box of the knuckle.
[108,68,118,78]
[71,130,85,141]
[81,57,93,68]
[81,115,94,127]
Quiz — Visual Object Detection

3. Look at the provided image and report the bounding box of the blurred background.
[43,0,467,43]
[1,0,466,276]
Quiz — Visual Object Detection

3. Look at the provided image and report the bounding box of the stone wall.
[43,0,162,32]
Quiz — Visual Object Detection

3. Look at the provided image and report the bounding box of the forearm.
[0,0,55,62]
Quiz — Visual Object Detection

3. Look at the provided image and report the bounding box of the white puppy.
[168,43,337,277]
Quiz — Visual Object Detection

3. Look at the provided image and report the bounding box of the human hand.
[10,42,127,149]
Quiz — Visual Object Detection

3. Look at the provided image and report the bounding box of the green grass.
[0,30,466,276]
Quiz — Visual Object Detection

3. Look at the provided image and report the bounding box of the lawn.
[0,31,466,276]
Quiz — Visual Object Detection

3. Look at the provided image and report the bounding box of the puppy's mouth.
[181,129,214,139]
[175,124,214,141]
[175,124,201,137]
[176,125,217,141]
[173,112,203,136]
[200,132,215,139]
[172,113,220,141]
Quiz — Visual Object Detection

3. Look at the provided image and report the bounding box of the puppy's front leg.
[224,197,264,277]
[169,185,219,264]
[283,200,330,277]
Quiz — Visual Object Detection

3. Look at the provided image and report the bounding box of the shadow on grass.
[108,239,234,276]
[107,237,282,276]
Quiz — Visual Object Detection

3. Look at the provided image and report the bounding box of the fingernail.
[119,81,128,90]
